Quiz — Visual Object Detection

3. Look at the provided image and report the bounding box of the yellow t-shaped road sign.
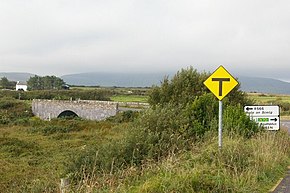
[203,66,238,100]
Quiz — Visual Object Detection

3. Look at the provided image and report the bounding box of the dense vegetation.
[0,77,16,89]
[27,75,66,90]
[0,67,289,192]
[0,89,112,101]
[148,67,250,107]
[0,97,33,124]
[66,67,289,192]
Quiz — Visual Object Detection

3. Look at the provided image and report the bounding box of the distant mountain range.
[1,72,290,94]
[238,76,290,94]
[0,72,35,83]
[61,72,167,87]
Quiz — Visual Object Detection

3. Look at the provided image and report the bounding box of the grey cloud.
[0,0,290,79]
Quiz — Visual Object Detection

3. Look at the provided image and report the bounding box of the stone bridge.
[32,99,118,121]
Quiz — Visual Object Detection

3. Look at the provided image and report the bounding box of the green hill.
[2,72,290,95]
[0,72,35,82]
[238,76,290,94]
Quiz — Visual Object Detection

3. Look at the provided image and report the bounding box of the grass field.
[70,86,150,103]
[1,93,290,192]
[1,119,289,192]
[247,93,290,104]
[0,118,125,192]
[247,93,290,119]
[110,95,148,103]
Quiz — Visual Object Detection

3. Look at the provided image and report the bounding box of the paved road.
[281,120,290,134]
[272,120,290,193]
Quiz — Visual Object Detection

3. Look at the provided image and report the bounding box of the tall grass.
[73,130,290,193]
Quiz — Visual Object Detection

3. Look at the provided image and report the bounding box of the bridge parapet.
[32,99,118,121]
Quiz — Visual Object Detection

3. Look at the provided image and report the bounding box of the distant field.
[247,93,290,119]
[110,95,148,103]
[247,93,290,104]
[70,86,97,90]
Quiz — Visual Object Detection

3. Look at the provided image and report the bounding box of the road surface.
[281,120,290,134]
[272,120,290,193]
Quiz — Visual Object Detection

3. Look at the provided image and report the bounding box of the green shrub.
[66,67,260,186]
[141,93,258,140]
[148,67,252,108]
[0,97,33,125]
[28,124,81,136]
[0,89,113,101]
[223,105,261,138]
[148,67,209,107]
[13,117,31,126]
[28,117,46,127]
[267,100,290,115]
[26,118,108,136]
[0,98,16,109]
[67,93,259,181]
[71,131,290,193]
[107,110,140,123]
[68,105,259,181]
[0,137,40,157]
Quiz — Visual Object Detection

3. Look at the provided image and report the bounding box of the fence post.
[60,178,70,193]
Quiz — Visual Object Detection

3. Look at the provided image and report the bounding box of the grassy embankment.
[1,118,289,192]
[72,130,290,193]
[0,90,290,192]
[0,118,126,192]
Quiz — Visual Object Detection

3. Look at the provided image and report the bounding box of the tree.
[146,66,258,141]
[148,66,252,107]
[148,67,209,107]
[0,77,10,89]
[27,75,66,90]
[51,76,65,90]
[43,76,53,90]
[27,75,42,90]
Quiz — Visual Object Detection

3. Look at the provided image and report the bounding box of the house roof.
[16,81,27,86]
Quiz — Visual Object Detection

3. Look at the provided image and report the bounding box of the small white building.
[16,81,28,91]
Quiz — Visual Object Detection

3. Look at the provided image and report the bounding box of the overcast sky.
[1,0,290,80]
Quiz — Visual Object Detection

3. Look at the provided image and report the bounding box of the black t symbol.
[212,78,230,96]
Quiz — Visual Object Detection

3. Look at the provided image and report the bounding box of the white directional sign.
[244,105,280,131]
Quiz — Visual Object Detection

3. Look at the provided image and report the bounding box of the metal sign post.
[218,100,223,149]
[204,65,238,149]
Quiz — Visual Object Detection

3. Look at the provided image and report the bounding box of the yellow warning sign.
[203,66,238,100]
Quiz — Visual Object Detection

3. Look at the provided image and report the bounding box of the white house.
[16,81,28,91]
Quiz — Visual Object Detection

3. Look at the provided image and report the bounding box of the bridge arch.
[32,99,118,121]
[57,110,79,118]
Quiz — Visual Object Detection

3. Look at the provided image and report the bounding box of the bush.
[148,67,252,107]
[0,137,40,157]
[0,89,113,101]
[28,125,79,136]
[66,67,260,185]
[0,97,33,125]
[70,131,290,192]
[268,100,290,115]
[148,67,209,107]
[107,110,140,123]
[141,93,259,140]
[0,98,16,109]
[27,119,84,135]
[223,105,261,138]
[68,96,260,181]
